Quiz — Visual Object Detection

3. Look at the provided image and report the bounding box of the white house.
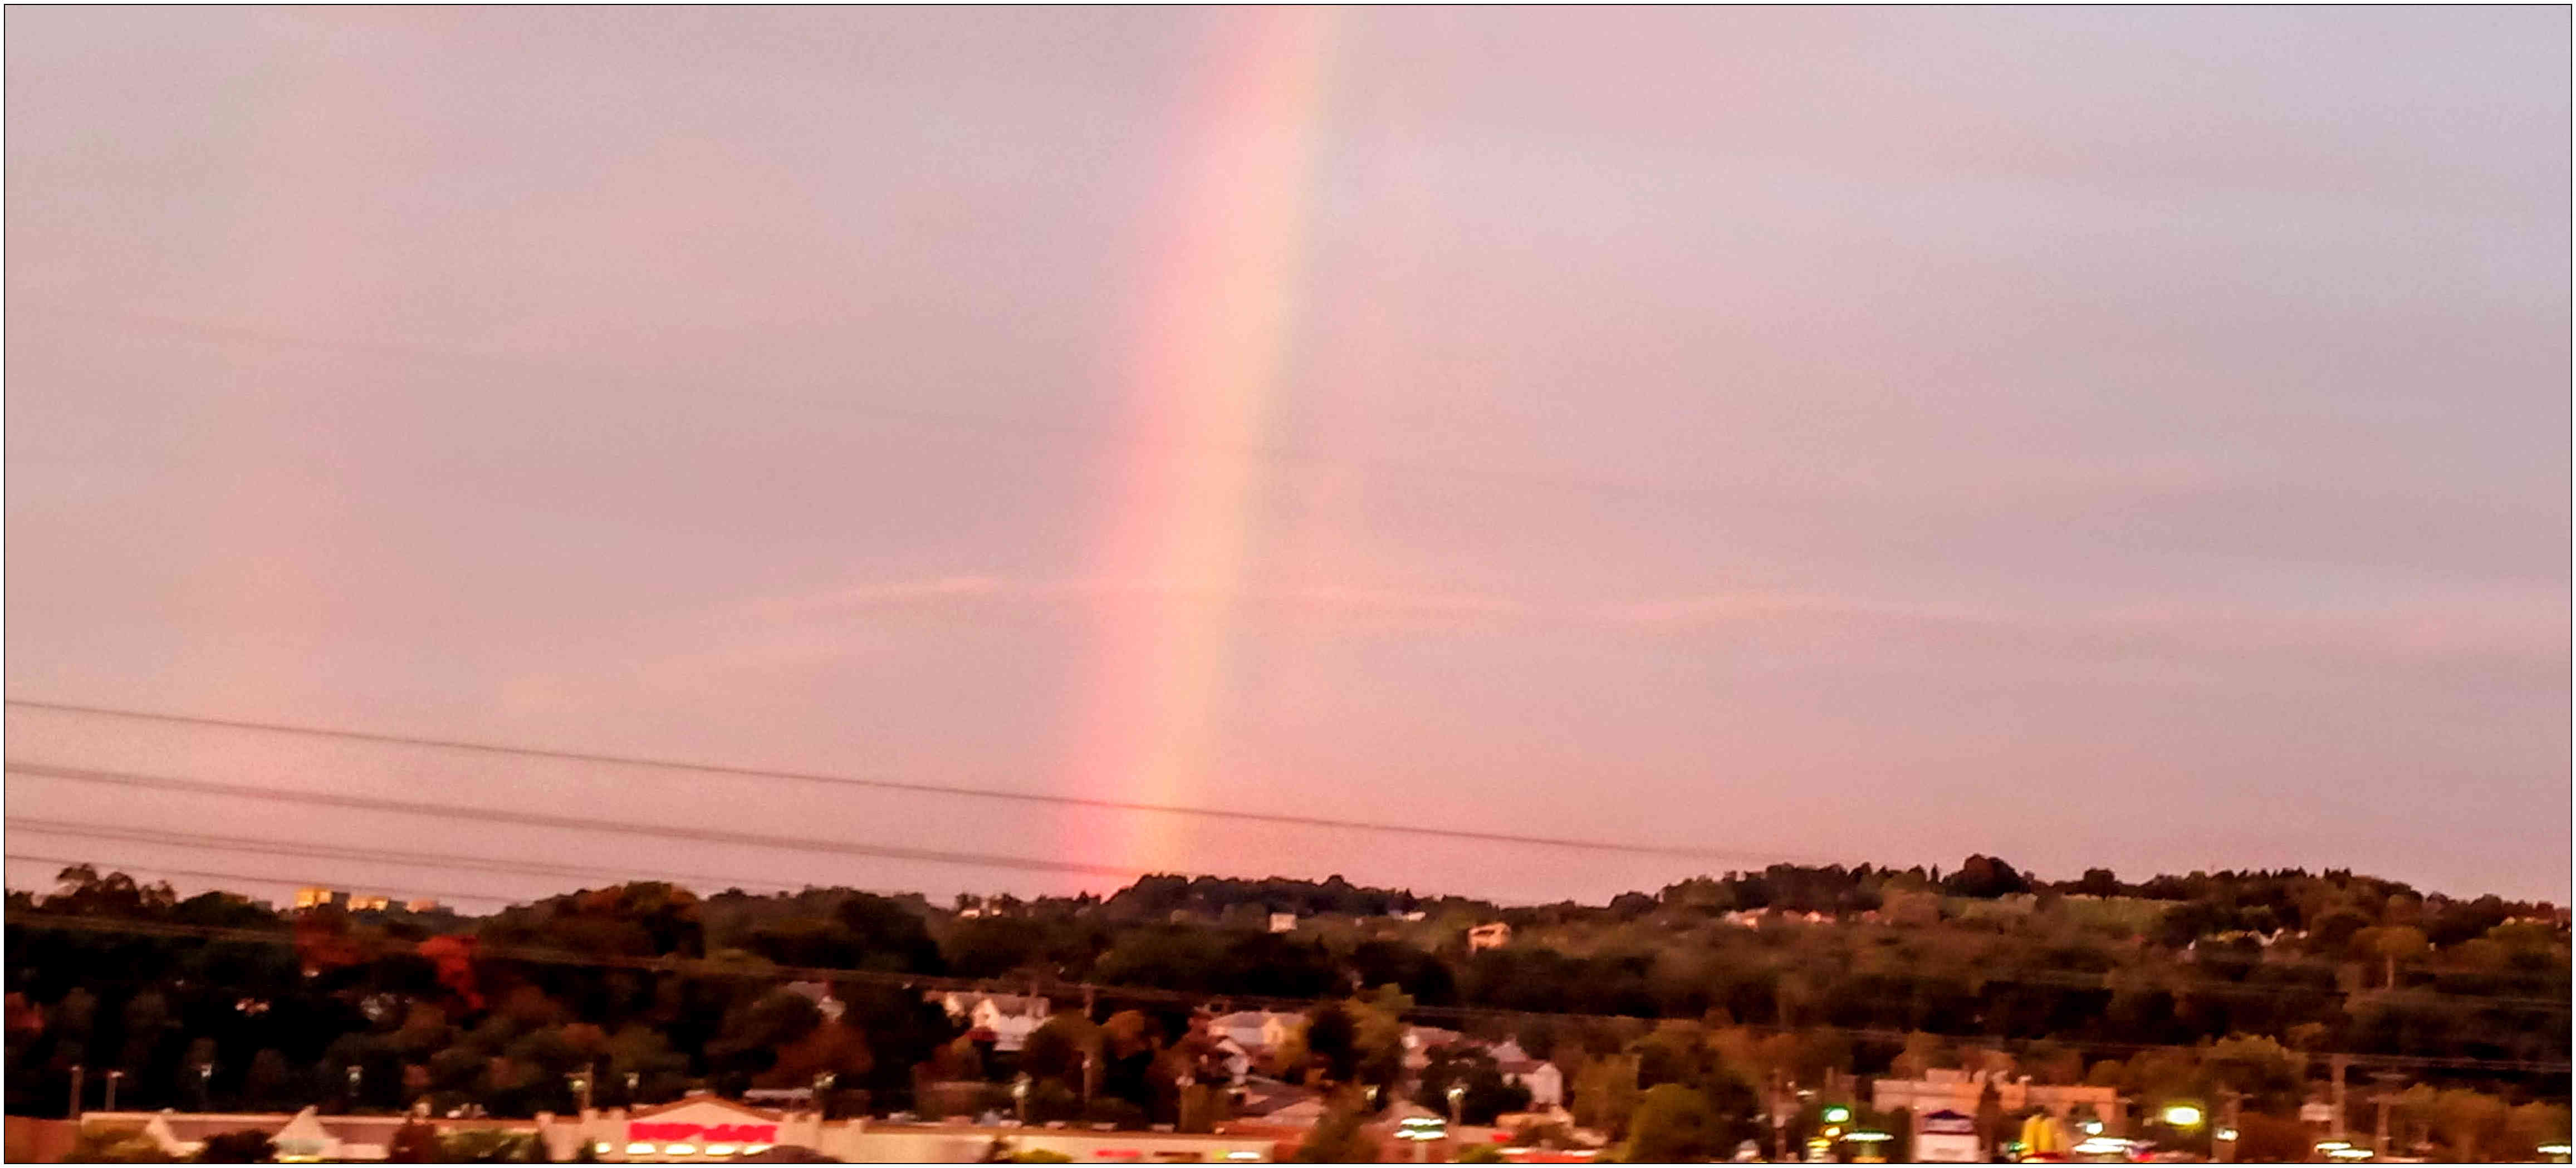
[1268,912,1298,933]
[1210,1010,1305,1055]
[929,993,1052,1053]
[1468,922,1512,951]
[1487,1039,1564,1107]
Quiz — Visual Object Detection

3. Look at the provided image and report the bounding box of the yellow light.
[595,1143,613,1154]
[627,1144,657,1155]
[2543,1145,2574,1156]
[667,1146,699,1156]
[706,1146,737,1156]
[2218,1128,2239,1141]
[2161,1105,2205,1127]
[743,1146,772,1156]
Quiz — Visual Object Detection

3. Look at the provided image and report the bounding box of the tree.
[1624,1083,1723,1164]
[1289,1091,1379,1162]
[194,1130,278,1163]
[1943,856,2031,900]
[1412,1044,1532,1127]
[2427,1088,2510,1163]
[2359,926,2431,988]
[1021,1013,1101,1095]
[438,1130,542,1162]
[1572,1056,1640,1138]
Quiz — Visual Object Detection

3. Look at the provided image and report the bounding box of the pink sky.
[6,8,2568,907]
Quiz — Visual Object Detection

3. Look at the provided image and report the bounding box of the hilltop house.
[1468,922,1511,951]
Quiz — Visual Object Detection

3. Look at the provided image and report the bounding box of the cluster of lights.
[2541,1145,2574,1157]
[2072,1136,2136,1157]
[1395,1117,1448,1144]
[2315,1141,2374,1161]
[606,1141,771,1157]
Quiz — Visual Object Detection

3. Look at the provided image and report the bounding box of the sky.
[6,7,2569,910]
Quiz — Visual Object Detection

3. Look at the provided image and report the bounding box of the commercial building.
[66,1097,1281,1164]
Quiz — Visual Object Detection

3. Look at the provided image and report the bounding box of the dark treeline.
[6,858,2567,1133]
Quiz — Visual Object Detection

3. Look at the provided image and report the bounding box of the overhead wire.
[3,818,908,903]
[5,698,1830,866]
[7,760,1145,880]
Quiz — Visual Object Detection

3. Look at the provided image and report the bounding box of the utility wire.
[3,818,905,902]
[4,853,506,912]
[9,913,2564,1078]
[7,760,1144,880]
[6,699,1823,866]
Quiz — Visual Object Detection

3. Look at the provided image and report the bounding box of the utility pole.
[68,1064,84,1120]
[2217,1091,2242,1164]
[104,1069,122,1113]
[2329,1056,2350,1142]
[2370,1073,2407,1160]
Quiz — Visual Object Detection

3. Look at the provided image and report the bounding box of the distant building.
[1209,1010,1305,1056]
[292,887,395,912]
[405,899,443,914]
[1468,922,1512,951]
[928,993,1050,1052]
[1399,1026,1465,1071]
[783,982,846,1023]
[1873,1069,2117,1128]
[1488,1040,1565,1109]
[1268,912,1298,933]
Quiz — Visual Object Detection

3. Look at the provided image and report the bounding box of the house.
[1228,1076,1325,1126]
[928,993,1051,1053]
[1210,1010,1305,1055]
[1487,1039,1564,1107]
[1872,1069,2117,1127]
[782,983,845,1023]
[1468,922,1511,951]
[1268,912,1298,933]
[1399,1027,1465,1072]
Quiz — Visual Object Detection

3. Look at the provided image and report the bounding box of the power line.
[5,698,1824,866]
[4,853,507,911]
[3,818,902,902]
[9,913,2564,1078]
[7,760,1144,880]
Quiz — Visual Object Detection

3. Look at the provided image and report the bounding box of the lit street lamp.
[104,1070,123,1113]
[1447,1083,1466,1130]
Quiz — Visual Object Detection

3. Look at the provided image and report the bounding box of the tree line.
[6,859,2566,1160]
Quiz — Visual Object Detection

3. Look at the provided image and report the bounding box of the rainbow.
[1066,8,1344,876]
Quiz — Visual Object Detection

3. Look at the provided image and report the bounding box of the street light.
[2161,1104,2206,1128]
[1448,1083,1466,1130]
[1822,1106,1852,1125]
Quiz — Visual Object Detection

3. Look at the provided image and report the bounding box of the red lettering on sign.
[627,1121,781,1144]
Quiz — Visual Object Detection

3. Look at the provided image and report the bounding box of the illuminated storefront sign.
[628,1122,780,1145]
